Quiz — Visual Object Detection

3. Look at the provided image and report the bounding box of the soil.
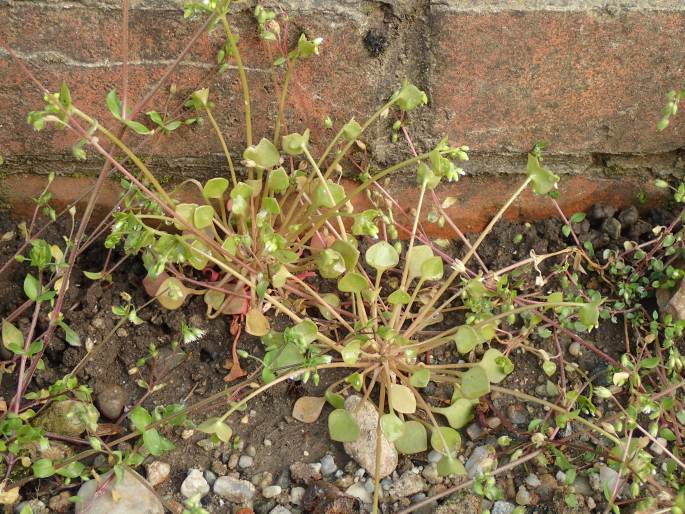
[0,198,679,513]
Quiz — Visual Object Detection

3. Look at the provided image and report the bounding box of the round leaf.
[365,241,399,272]
[431,426,462,455]
[341,339,362,364]
[243,138,280,168]
[435,398,475,429]
[421,256,444,281]
[203,177,229,199]
[317,293,340,321]
[394,420,427,454]
[328,409,360,442]
[156,277,187,310]
[406,245,433,283]
[292,396,326,424]
[461,366,490,399]
[389,384,416,414]
[246,308,270,336]
[338,272,367,293]
[388,289,411,305]
[409,368,431,388]
[454,326,481,354]
[380,413,404,442]
[316,249,346,279]
[479,349,511,384]
[437,455,466,477]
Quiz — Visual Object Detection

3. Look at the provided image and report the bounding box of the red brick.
[430,9,685,154]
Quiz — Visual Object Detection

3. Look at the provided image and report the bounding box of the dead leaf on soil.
[292,396,326,424]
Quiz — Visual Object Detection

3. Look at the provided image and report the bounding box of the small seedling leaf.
[328,409,360,442]
[461,366,490,399]
[394,420,427,454]
[409,368,431,388]
[431,426,462,455]
[406,245,433,283]
[338,272,367,293]
[389,384,416,414]
[380,413,404,442]
[365,241,399,272]
[435,398,475,429]
[203,177,229,199]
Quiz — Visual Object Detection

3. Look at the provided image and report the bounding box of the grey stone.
[515,486,531,505]
[342,395,398,478]
[262,485,282,499]
[75,470,163,514]
[96,384,127,420]
[491,500,516,514]
[145,461,170,488]
[269,507,291,514]
[290,486,306,506]
[601,217,622,239]
[465,446,496,478]
[618,206,639,228]
[16,500,47,514]
[389,471,426,498]
[345,482,372,504]
[203,469,217,487]
[214,476,257,503]
[320,454,337,475]
[181,469,210,499]
[239,455,255,468]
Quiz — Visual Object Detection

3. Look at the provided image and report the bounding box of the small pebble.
[269,507,291,514]
[569,342,581,357]
[246,445,257,457]
[507,405,528,425]
[427,450,442,464]
[228,453,239,469]
[320,454,337,475]
[264,439,272,447]
[346,482,372,504]
[203,469,217,487]
[466,423,483,440]
[181,469,210,499]
[515,486,531,505]
[525,473,541,488]
[262,485,282,499]
[650,436,667,456]
[290,486,305,506]
[146,461,170,488]
[492,500,516,514]
[239,455,254,469]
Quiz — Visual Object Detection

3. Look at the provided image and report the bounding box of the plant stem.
[219,12,252,147]
[205,106,238,186]
[273,59,294,146]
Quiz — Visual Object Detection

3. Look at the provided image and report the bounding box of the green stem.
[219,12,252,147]
[205,106,237,186]
[273,59,294,147]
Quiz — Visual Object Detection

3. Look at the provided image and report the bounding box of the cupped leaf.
[246,308,270,336]
[421,256,444,281]
[434,398,475,429]
[454,326,482,354]
[380,413,405,442]
[174,203,197,230]
[365,241,399,273]
[317,293,341,321]
[325,389,345,409]
[389,384,416,414]
[2,321,23,351]
[479,349,512,384]
[314,181,345,209]
[328,409,360,442]
[407,245,433,283]
[193,205,215,229]
[282,129,310,155]
[203,177,229,199]
[244,138,280,168]
[394,420,427,454]
[388,289,411,305]
[268,167,290,193]
[395,81,428,112]
[579,300,600,330]
[431,426,462,455]
[437,455,466,477]
[188,240,210,271]
[338,272,367,293]
[526,153,559,195]
[197,417,232,442]
[409,368,431,388]
[156,277,188,310]
[331,239,359,270]
[342,119,362,140]
[316,249,346,279]
[341,339,362,364]
[461,366,490,399]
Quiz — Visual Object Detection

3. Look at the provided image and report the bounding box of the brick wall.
[1,0,684,226]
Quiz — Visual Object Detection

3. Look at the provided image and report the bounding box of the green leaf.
[328,409,360,442]
[578,300,600,330]
[58,321,81,347]
[409,368,430,388]
[526,153,559,195]
[193,205,215,229]
[365,241,399,272]
[83,270,103,280]
[129,406,152,433]
[2,321,23,350]
[325,390,345,409]
[314,181,345,209]
[389,384,416,414]
[380,413,404,442]
[316,249,347,279]
[435,398,475,429]
[203,177,229,199]
[317,293,340,321]
[282,129,310,155]
[395,81,428,112]
[338,272,367,293]
[243,138,280,168]
[24,273,39,301]
[341,339,362,364]
[331,240,359,270]
[191,88,209,108]
[461,366,490,399]
[342,119,362,140]
[388,289,411,305]
[421,256,444,281]
[406,245,434,283]
[268,167,289,193]
[638,357,659,370]
[124,119,152,135]
[394,420,427,454]
[106,89,122,120]
[569,212,586,223]
[56,461,85,479]
[454,326,481,354]
[431,426,462,455]
[437,455,466,477]
[59,82,72,111]
[197,417,233,443]
[32,458,55,478]
[479,349,512,384]
[143,428,164,456]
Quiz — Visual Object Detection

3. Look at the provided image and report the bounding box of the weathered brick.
[430,6,685,154]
